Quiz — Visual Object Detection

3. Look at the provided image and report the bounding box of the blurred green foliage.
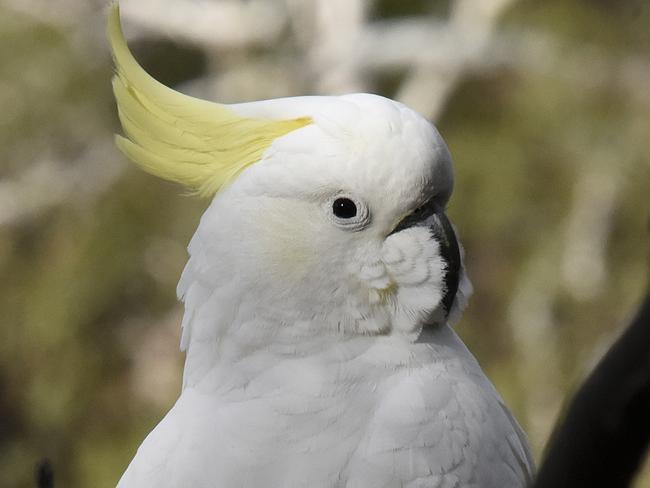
[0,0,648,487]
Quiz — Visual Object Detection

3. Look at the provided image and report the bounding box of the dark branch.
[35,458,54,488]
[533,291,650,487]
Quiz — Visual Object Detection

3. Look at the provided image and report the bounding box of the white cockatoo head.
[108,6,471,357]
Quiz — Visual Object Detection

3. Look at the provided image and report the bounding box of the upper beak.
[429,211,461,316]
[390,205,461,317]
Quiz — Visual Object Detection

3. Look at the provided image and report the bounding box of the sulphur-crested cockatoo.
[108,5,533,487]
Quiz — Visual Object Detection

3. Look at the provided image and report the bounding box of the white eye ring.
[326,193,370,231]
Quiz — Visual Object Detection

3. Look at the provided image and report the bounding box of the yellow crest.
[107,4,311,196]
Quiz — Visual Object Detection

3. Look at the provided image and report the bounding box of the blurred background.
[0,0,648,486]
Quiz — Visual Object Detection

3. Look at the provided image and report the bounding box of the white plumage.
[109,6,534,486]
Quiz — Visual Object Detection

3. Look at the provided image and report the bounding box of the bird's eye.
[332,198,357,219]
[326,193,370,231]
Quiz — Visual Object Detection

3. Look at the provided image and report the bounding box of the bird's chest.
[210,352,387,453]
[122,331,529,488]
[176,347,486,487]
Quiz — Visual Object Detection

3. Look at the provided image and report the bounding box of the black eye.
[332,198,357,219]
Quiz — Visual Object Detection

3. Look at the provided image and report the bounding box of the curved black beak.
[390,205,461,317]
[429,211,460,316]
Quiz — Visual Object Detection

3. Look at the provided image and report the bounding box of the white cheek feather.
[350,227,445,334]
[257,216,315,278]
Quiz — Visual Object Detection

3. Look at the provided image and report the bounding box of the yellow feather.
[107,3,311,196]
